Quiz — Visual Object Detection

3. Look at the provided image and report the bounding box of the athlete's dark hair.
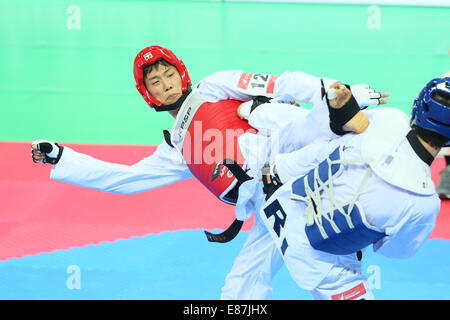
[143,59,173,80]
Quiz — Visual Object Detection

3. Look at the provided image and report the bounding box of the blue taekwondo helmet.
[410,76,450,146]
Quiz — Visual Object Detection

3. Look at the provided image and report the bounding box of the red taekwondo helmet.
[134,45,192,111]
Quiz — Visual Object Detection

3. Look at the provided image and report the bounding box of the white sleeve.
[276,71,340,140]
[274,138,339,183]
[274,71,337,105]
[196,70,279,102]
[260,71,341,145]
[196,69,337,105]
[248,102,309,133]
[197,69,339,144]
[372,196,440,259]
[50,142,193,194]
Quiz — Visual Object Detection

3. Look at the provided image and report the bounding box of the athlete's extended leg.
[311,265,374,300]
[220,212,284,300]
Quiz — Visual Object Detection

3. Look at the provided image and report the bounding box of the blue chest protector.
[291,147,385,255]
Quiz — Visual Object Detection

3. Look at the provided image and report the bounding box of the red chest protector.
[180,99,256,204]
[167,93,258,242]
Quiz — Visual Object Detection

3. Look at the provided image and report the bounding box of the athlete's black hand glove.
[261,162,283,201]
[31,139,64,164]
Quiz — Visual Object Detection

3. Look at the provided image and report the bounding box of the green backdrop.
[1,0,449,145]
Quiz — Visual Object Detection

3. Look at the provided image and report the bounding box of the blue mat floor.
[0,230,448,300]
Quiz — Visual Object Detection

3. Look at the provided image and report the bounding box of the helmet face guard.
[133,45,192,110]
[410,77,450,143]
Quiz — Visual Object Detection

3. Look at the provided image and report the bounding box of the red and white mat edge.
[0,141,447,261]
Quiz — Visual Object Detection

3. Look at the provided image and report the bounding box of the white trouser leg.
[311,265,374,300]
[221,213,284,300]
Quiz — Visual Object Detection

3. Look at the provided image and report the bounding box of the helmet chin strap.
[153,85,192,112]
[406,130,435,166]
